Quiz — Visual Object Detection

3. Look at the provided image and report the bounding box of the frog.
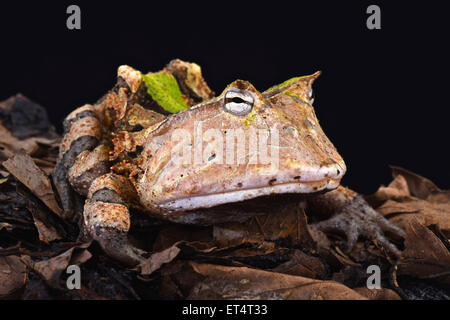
[52,59,405,265]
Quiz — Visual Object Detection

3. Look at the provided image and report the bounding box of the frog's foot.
[311,189,405,258]
[84,173,146,266]
[91,227,146,266]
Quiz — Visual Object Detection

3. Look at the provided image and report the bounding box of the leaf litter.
[0,94,449,300]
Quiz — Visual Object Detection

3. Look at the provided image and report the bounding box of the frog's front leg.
[307,186,405,258]
[52,104,105,220]
[84,173,146,266]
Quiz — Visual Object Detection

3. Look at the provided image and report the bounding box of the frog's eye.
[224,89,254,116]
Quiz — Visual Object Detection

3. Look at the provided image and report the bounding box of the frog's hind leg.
[84,173,146,266]
[52,104,108,220]
[308,186,405,258]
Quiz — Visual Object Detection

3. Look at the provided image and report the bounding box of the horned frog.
[53,59,404,265]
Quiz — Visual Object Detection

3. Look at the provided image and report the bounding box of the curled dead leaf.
[152,225,212,252]
[399,218,450,283]
[2,149,62,216]
[21,242,91,288]
[0,222,13,232]
[367,166,450,235]
[186,262,367,300]
[353,287,401,300]
[0,255,27,299]
[214,203,317,251]
[28,213,62,243]
[270,249,327,279]
[139,242,181,276]
[139,240,218,276]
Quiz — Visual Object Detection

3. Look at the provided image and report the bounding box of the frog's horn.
[304,70,321,85]
[263,71,321,101]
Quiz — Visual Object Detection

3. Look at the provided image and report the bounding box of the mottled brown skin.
[53,60,404,265]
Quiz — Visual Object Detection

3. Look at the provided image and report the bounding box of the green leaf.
[142,72,190,113]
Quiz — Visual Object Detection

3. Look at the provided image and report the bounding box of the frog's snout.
[315,160,346,181]
[268,159,346,188]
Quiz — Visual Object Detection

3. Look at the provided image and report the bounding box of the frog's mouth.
[158,177,341,212]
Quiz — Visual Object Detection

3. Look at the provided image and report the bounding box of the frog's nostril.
[316,163,345,181]
[333,163,346,179]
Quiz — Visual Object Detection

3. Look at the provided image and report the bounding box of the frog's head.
[137,72,346,213]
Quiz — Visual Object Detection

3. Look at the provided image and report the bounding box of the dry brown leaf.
[270,249,327,279]
[378,198,450,234]
[366,170,411,206]
[0,95,59,175]
[159,275,184,299]
[367,167,450,236]
[219,242,278,258]
[0,126,59,177]
[24,197,62,242]
[213,221,264,248]
[30,158,56,176]
[214,203,316,250]
[139,240,220,276]
[353,287,401,300]
[159,261,206,299]
[0,222,13,231]
[248,203,307,241]
[139,242,182,276]
[391,166,449,201]
[28,214,62,243]
[399,218,450,283]
[153,225,212,252]
[367,167,450,283]
[2,149,62,216]
[0,255,27,298]
[187,262,367,300]
[70,245,93,265]
[0,124,58,158]
[21,242,91,288]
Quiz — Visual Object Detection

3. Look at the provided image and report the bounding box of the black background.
[0,1,448,193]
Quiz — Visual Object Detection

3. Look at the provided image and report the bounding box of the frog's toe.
[92,227,147,266]
[375,213,406,238]
[372,232,403,258]
[344,225,359,252]
[313,199,404,258]
[314,214,359,251]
